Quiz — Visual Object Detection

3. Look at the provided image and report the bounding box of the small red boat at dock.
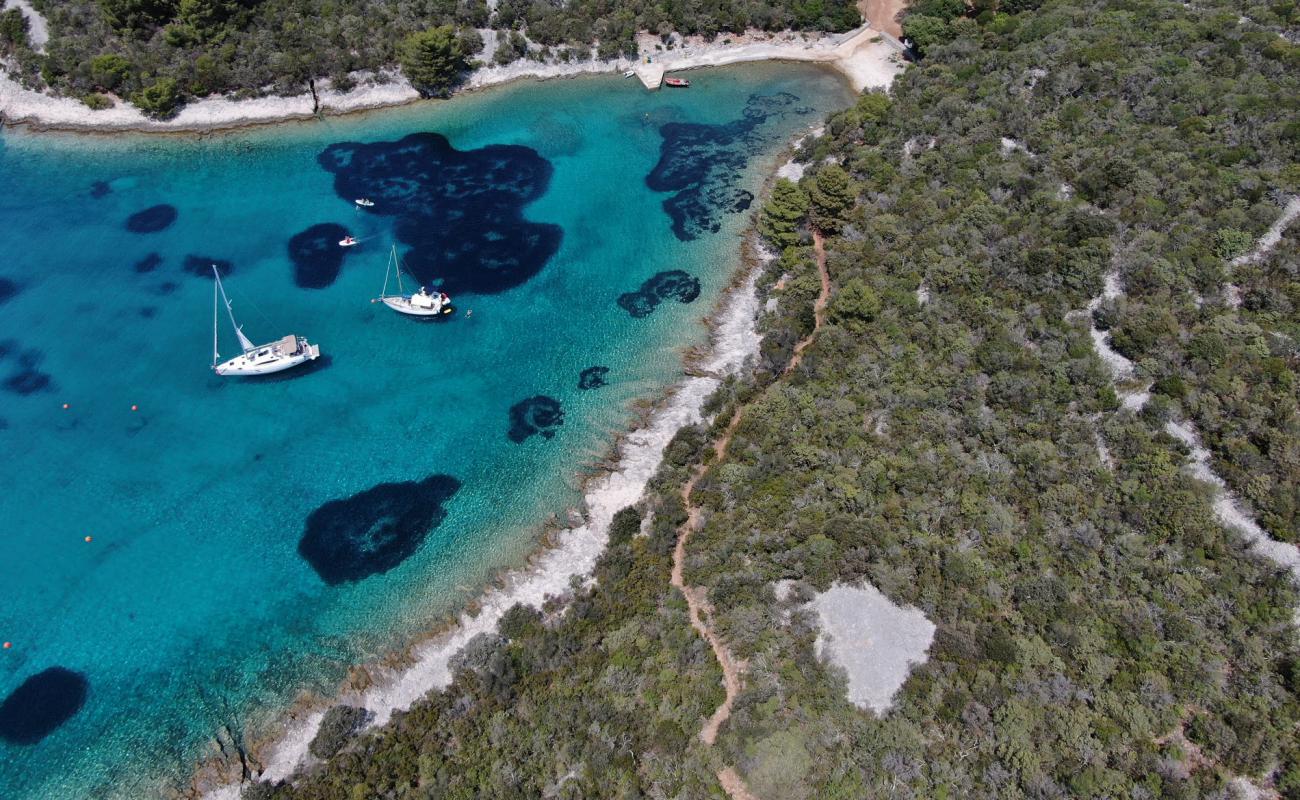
[664,76,690,88]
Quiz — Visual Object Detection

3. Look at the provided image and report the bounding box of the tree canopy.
[759,178,812,251]
[398,26,479,97]
[9,0,860,114]
[231,0,1300,795]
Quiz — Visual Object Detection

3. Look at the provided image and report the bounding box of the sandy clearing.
[810,583,936,714]
[860,0,907,38]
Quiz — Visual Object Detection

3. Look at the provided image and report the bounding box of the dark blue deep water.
[0,64,851,797]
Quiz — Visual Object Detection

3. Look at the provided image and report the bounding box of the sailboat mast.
[212,280,220,367]
[392,246,406,296]
[214,266,255,353]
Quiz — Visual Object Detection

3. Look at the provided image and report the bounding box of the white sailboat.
[371,245,453,318]
[211,267,320,376]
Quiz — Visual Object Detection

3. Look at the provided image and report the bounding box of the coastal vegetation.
[238,0,1299,795]
[0,0,859,116]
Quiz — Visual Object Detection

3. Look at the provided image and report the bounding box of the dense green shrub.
[89,53,132,91]
[306,705,367,760]
[0,8,27,46]
[806,163,856,234]
[130,76,181,116]
[398,26,480,97]
[81,92,115,109]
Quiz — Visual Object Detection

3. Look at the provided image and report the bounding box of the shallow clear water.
[0,63,850,798]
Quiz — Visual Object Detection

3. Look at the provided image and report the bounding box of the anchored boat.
[339,235,358,247]
[664,76,690,88]
[354,198,374,208]
[211,267,320,376]
[371,245,454,318]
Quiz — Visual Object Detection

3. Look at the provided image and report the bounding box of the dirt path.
[859,0,906,38]
[717,767,762,800]
[670,231,831,797]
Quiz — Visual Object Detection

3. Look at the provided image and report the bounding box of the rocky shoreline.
[191,234,773,799]
[1,26,904,135]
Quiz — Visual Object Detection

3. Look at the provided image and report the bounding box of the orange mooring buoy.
[84,536,93,543]
[2,642,10,649]
[62,403,70,409]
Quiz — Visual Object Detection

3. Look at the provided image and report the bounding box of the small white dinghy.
[211,267,320,376]
[355,198,374,208]
[371,245,454,318]
[339,235,358,247]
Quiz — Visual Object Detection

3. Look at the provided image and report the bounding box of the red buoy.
[84,536,93,543]
[131,405,139,412]
[2,642,10,649]
[62,403,70,409]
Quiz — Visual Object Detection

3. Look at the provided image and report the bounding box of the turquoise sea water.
[0,64,851,798]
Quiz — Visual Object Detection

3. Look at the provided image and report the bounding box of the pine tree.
[759,179,811,251]
[808,164,857,234]
[399,26,477,98]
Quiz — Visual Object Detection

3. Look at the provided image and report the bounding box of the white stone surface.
[811,582,936,715]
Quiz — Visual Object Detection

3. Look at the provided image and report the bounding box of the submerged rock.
[647,92,801,241]
[507,395,564,443]
[125,204,178,234]
[616,270,700,318]
[317,133,561,295]
[288,223,351,289]
[298,474,461,585]
[133,252,163,274]
[0,667,89,745]
[578,366,609,390]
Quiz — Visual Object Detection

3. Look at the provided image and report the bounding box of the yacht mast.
[212,281,220,367]
[213,266,255,353]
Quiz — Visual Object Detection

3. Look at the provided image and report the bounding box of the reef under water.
[507,395,565,443]
[2,348,53,396]
[0,668,89,746]
[578,366,609,390]
[298,475,462,586]
[288,223,352,289]
[132,253,163,274]
[647,92,807,241]
[317,133,562,296]
[616,270,702,318]
[124,204,178,234]
[182,255,233,278]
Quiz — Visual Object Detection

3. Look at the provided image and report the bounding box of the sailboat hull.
[380,296,454,317]
[214,343,320,376]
